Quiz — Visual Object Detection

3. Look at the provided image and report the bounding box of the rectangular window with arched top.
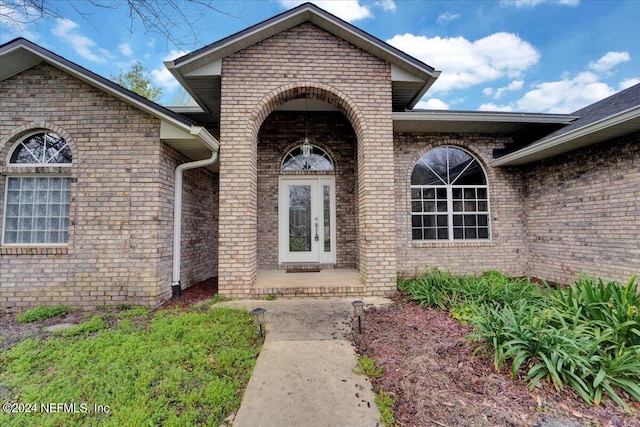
[410,146,490,241]
[3,131,72,246]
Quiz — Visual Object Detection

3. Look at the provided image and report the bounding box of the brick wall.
[257,111,357,269]
[394,133,528,277]
[218,22,396,297]
[157,144,218,300]
[522,132,640,284]
[0,63,217,308]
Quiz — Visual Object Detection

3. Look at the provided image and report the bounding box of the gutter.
[171,126,219,297]
[491,105,640,166]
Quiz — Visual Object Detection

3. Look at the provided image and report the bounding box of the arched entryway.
[256,105,357,270]
[217,81,397,298]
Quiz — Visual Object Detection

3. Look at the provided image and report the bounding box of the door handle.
[314,217,319,241]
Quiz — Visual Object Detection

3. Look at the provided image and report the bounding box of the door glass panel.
[289,185,311,252]
[323,185,330,252]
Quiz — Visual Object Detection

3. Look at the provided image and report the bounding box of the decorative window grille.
[410,146,490,241]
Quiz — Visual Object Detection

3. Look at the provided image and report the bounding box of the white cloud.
[0,3,39,34]
[620,78,640,90]
[588,51,631,73]
[51,18,112,63]
[503,52,633,113]
[500,0,579,8]
[279,1,372,21]
[387,32,539,93]
[515,74,614,113]
[374,0,397,12]
[492,80,524,99]
[415,98,450,110]
[483,87,494,96]
[118,42,133,56]
[479,102,514,112]
[151,50,188,92]
[437,12,460,25]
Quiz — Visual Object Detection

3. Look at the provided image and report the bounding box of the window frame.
[410,146,492,242]
[281,143,334,172]
[2,131,73,247]
[7,131,72,167]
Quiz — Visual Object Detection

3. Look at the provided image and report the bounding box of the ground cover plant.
[0,304,262,427]
[16,305,71,323]
[398,270,640,414]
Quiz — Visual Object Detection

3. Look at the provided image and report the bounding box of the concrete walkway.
[219,298,391,427]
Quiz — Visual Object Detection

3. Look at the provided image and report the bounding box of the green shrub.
[16,305,70,323]
[401,270,640,412]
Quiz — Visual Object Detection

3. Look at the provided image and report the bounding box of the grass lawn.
[0,303,262,426]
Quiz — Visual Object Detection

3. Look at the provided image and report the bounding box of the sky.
[1,0,639,113]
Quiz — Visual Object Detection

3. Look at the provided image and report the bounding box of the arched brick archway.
[248,82,367,145]
[218,81,397,298]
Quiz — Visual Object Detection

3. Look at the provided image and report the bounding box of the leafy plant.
[355,355,384,379]
[375,389,397,427]
[403,270,640,412]
[16,305,70,323]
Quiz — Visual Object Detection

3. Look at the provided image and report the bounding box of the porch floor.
[253,269,364,298]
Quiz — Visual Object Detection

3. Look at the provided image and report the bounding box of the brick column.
[217,116,258,298]
[357,126,397,296]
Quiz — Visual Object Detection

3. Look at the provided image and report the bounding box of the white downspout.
[171,132,219,297]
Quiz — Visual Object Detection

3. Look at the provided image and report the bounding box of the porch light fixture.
[352,300,365,333]
[301,139,312,158]
[301,97,312,159]
[249,307,267,338]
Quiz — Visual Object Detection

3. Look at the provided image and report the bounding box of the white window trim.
[410,146,492,242]
[410,184,492,242]
[6,131,72,167]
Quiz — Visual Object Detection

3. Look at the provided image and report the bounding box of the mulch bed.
[351,296,640,427]
[158,277,218,310]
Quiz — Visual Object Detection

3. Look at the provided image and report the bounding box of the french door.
[278,176,336,264]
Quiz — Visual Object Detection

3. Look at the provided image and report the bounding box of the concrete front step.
[253,269,364,298]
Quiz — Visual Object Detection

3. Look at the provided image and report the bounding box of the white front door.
[278,176,336,264]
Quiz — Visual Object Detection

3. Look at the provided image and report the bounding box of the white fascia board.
[492,106,640,166]
[391,64,424,82]
[160,122,219,152]
[163,60,212,113]
[393,111,577,124]
[185,60,222,77]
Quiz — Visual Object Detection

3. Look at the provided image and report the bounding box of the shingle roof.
[536,83,640,144]
[492,83,640,166]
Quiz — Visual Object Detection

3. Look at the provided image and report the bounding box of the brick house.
[1,3,638,308]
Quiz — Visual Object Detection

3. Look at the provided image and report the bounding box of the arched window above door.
[281,142,334,171]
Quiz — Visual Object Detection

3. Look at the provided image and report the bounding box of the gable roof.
[0,37,218,161]
[165,2,441,129]
[492,83,640,166]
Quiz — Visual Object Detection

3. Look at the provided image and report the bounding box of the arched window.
[3,131,72,245]
[281,142,334,171]
[410,146,490,241]
[9,132,72,165]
